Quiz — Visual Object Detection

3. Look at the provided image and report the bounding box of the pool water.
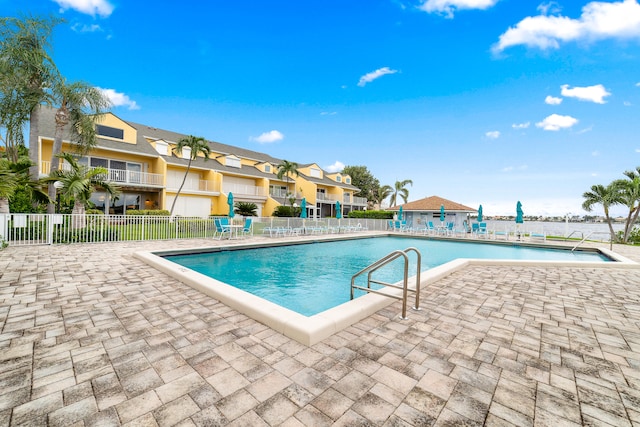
[165,236,611,316]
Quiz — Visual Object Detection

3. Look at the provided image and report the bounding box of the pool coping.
[134,237,638,346]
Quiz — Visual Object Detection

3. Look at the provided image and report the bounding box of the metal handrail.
[571,231,594,251]
[565,230,584,241]
[350,247,421,319]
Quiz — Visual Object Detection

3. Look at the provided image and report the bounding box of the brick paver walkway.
[1,236,639,426]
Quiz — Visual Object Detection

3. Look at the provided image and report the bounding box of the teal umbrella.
[478,205,483,222]
[227,192,235,218]
[336,201,342,219]
[398,206,403,220]
[440,204,445,222]
[516,201,523,224]
[300,198,307,218]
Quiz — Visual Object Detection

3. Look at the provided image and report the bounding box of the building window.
[310,168,321,178]
[265,165,271,173]
[96,124,124,140]
[226,156,241,168]
[155,141,168,155]
[346,177,351,184]
[336,175,342,183]
[181,147,191,160]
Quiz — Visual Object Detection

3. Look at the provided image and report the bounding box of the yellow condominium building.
[34,106,367,217]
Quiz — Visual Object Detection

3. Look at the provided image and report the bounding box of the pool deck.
[1,233,640,426]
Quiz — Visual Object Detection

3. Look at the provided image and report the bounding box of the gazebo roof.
[389,196,475,213]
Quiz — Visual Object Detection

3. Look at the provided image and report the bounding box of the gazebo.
[388,196,476,229]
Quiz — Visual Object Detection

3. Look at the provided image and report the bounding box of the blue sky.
[3,0,640,217]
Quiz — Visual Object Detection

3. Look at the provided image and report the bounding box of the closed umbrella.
[227,192,234,218]
[398,206,403,221]
[336,201,342,219]
[300,198,307,218]
[516,201,523,224]
[440,204,445,222]
[477,205,483,222]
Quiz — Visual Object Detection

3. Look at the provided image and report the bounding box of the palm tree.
[45,153,119,228]
[390,179,413,207]
[0,158,20,214]
[582,182,622,242]
[276,160,300,208]
[0,16,63,179]
[375,184,393,209]
[169,135,210,217]
[46,79,111,213]
[615,167,640,242]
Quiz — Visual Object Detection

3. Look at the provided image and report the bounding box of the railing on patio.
[0,214,389,246]
[41,161,164,187]
[222,184,266,197]
[167,179,219,193]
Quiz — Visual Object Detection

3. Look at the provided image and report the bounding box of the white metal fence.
[0,214,389,246]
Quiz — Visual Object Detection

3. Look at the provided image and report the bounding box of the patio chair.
[240,218,253,238]
[477,222,489,238]
[214,218,231,240]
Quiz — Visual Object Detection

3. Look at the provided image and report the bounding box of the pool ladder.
[350,247,421,320]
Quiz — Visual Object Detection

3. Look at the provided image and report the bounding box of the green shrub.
[86,209,104,215]
[347,210,393,219]
[126,209,170,216]
[273,206,300,217]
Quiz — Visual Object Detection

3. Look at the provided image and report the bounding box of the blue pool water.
[164,236,611,316]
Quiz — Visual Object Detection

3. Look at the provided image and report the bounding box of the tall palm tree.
[582,182,622,242]
[169,135,210,217]
[45,153,119,228]
[0,158,20,214]
[276,160,300,208]
[46,79,111,213]
[390,179,413,207]
[375,184,393,209]
[0,16,62,179]
[616,167,640,242]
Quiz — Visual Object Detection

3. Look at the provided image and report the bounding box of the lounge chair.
[453,220,470,238]
[529,228,546,241]
[493,227,509,240]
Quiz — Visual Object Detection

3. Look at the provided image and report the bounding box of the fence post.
[46,214,54,244]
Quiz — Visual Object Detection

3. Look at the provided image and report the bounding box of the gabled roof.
[389,196,475,212]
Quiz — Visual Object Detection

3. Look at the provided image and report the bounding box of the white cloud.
[545,95,563,105]
[485,130,500,139]
[320,111,337,116]
[96,87,139,110]
[71,23,103,33]
[592,150,600,156]
[560,84,610,103]
[357,67,398,87]
[535,114,579,131]
[53,0,114,17]
[493,0,640,52]
[249,130,284,144]
[418,0,500,18]
[325,161,345,173]
[512,122,530,129]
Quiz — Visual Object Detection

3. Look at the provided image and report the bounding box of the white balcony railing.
[316,192,339,202]
[222,184,266,197]
[167,179,219,193]
[41,161,164,187]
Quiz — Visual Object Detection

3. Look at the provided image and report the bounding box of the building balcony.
[41,161,164,187]
[344,196,367,206]
[223,184,266,197]
[316,192,339,202]
[167,179,219,193]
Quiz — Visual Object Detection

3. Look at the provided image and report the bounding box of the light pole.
[53,181,64,213]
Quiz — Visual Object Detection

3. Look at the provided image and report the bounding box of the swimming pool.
[164,236,611,316]
[135,234,629,345]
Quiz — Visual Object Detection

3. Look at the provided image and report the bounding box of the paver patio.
[1,235,639,426]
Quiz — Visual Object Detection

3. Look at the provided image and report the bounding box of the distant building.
[388,195,476,227]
